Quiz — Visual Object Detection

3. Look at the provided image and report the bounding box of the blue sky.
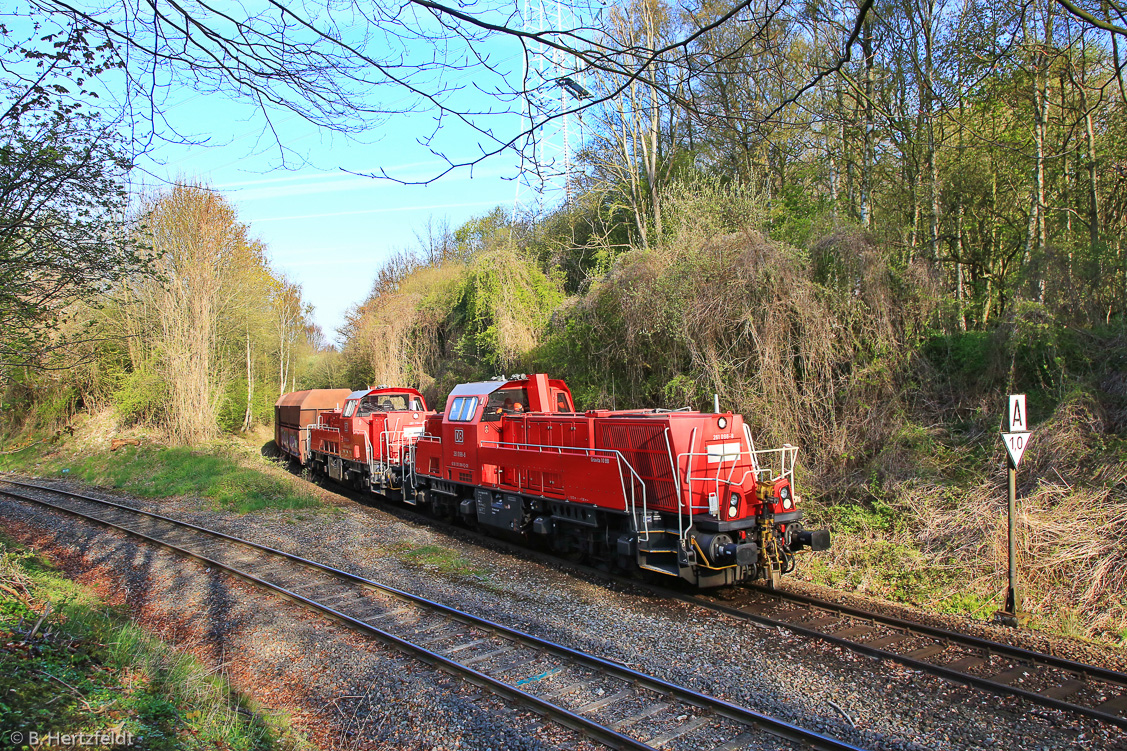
[7,2,584,346]
[136,91,524,346]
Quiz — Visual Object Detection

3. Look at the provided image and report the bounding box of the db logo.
[454,429,464,443]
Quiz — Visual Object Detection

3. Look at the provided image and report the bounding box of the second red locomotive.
[276,375,829,588]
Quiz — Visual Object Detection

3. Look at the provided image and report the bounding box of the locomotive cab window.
[342,399,359,418]
[449,396,480,422]
[482,388,529,421]
[555,393,571,412]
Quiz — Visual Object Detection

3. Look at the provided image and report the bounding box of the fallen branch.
[827,699,856,728]
[26,601,53,642]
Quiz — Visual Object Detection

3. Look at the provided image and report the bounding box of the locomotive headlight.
[728,492,740,518]
[775,482,794,510]
[717,416,728,429]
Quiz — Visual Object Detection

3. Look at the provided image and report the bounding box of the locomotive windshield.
[449,396,479,421]
[356,393,414,416]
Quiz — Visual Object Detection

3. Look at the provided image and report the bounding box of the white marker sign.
[1008,394,1027,432]
[1002,431,1030,467]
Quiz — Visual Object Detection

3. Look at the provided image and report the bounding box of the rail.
[0,478,866,751]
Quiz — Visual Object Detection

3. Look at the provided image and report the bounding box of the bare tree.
[134,184,253,444]
[0,1,888,179]
[5,0,1122,192]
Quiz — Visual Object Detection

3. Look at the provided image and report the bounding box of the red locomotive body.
[306,387,431,499]
[279,374,828,588]
[411,375,829,587]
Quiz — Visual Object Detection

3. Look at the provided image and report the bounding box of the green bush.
[113,368,167,425]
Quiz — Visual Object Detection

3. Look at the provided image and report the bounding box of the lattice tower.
[512,0,591,222]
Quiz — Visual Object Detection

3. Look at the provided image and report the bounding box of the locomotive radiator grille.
[596,424,679,511]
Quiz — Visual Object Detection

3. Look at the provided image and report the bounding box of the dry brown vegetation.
[807,385,1127,641]
[339,243,562,397]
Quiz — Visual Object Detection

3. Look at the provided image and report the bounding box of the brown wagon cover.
[274,389,352,448]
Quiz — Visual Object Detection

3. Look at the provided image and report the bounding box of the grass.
[1,441,321,514]
[387,543,491,582]
[0,530,311,750]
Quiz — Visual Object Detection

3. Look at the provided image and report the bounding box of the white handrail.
[743,423,761,474]
[658,427,681,544]
[679,427,698,543]
[677,443,798,517]
[364,431,376,477]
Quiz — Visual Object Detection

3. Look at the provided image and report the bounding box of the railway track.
[285,469,1127,736]
[0,478,864,751]
[685,582,1127,731]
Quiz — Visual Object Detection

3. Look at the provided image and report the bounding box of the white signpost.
[1008,394,1028,431]
[998,394,1031,626]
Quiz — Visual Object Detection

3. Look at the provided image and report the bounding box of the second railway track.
[685,583,1127,732]
[0,478,864,751]
[281,467,1127,736]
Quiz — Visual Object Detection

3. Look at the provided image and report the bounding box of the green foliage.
[0,117,146,369]
[113,367,167,425]
[658,176,765,242]
[215,377,274,433]
[0,532,307,750]
[455,246,563,371]
[27,384,79,428]
[765,170,835,248]
[1005,300,1066,393]
[922,331,993,385]
[36,445,321,514]
[452,206,509,257]
[816,499,899,535]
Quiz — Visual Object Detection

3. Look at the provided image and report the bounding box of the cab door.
[443,394,482,485]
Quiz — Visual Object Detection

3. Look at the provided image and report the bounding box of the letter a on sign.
[1002,394,1031,467]
[1008,394,1027,432]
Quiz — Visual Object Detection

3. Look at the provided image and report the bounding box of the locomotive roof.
[347,386,425,400]
[448,380,514,397]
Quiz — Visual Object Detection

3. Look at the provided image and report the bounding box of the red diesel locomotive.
[275,375,829,588]
[276,386,431,500]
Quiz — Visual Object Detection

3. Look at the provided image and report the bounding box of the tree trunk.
[1079,86,1100,249]
[861,15,875,228]
[956,202,966,330]
[242,328,253,432]
[279,313,288,397]
[924,0,940,263]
